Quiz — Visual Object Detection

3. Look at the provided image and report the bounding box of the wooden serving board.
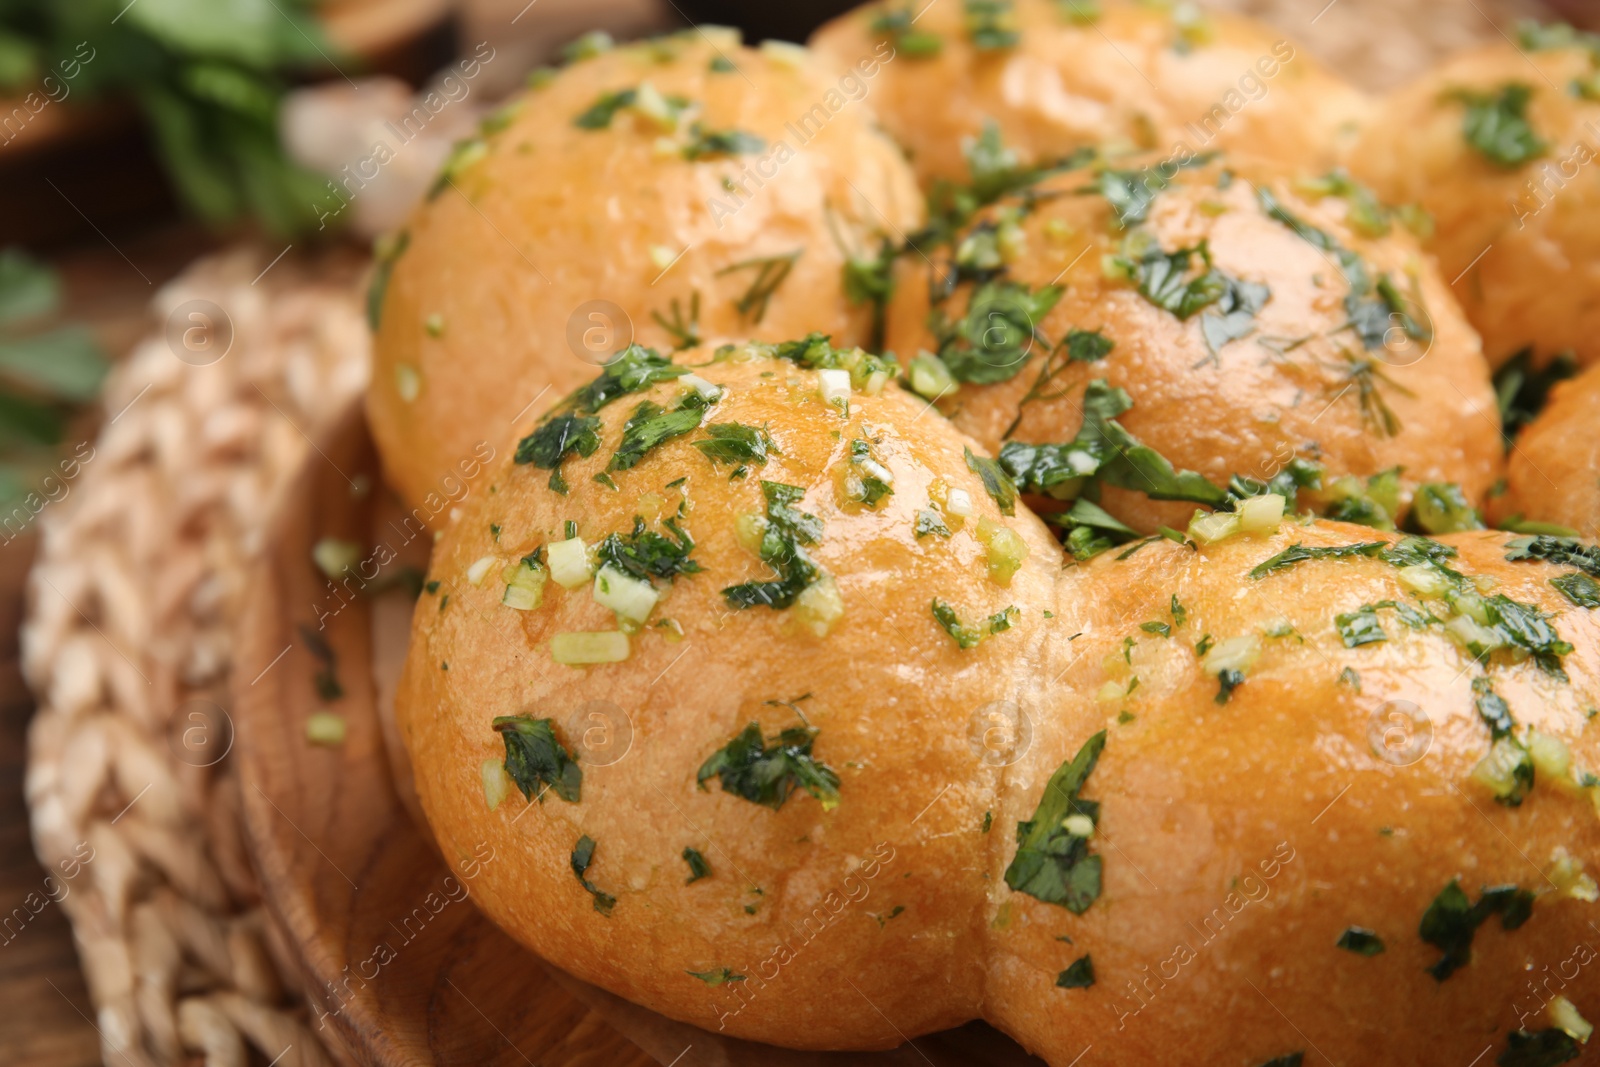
[232,400,1046,1067]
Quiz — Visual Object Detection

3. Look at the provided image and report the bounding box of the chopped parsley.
[1140,621,1171,637]
[366,230,409,331]
[1335,926,1386,956]
[717,251,802,323]
[843,237,898,350]
[515,414,602,493]
[570,835,616,915]
[492,716,582,803]
[1111,239,1227,319]
[1256,1057,1304,1067]
[652,292,701,350]
[1497,1028,1581,1067]
[915,507,952,539]
[1056,955,1095,988]
[1008,327,1115,436]
[722,480,825,610]
[574,88,636,129]
[766,331,900,386]
[682,126,765,160]
[569,344,689,413]
[1047,498,1139,561]
[595,517,701,583]
[1004,730,1106,912]
[1336,604,1391,648]
[1504,535,1600,577]
[1249,541,1387,579]
[847,437,894,507]
[965,0,1018,49]
[932,598,1018,649]
[696,720,841,811]
[298,625,343,701]
[998,380,1228,506]
[685,967,744,986]
[1494,349,1578,441]
[931,280,1063,384]
[870,7,943,57]
[1410,482,1486,534]
[1214,668,1245,704]
[965,446,1018,515]
[1420,878,1535,981]
[682,847,712,884]
[1453,83,1547,168]
[1199,274,1271,362]
[1092,158,1212,229]
[1171,595,1187,628]
[610,391,714,472]
[1552,572,1600,609]
[694,421,774,467]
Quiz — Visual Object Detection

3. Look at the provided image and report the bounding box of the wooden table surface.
[0,225,222,1067]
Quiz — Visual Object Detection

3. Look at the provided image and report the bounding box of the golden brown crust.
[1347,43,1600,367]
[367,32,923,512]
[884,152,1502,532]
[1491,360,1600,540]
[810,0,1369,189]
[397,350,1062,1047]
[994,522,1600,1067]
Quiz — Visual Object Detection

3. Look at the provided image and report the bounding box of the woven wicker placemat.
[22,245,369,1067]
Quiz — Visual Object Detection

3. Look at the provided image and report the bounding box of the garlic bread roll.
[1492,359,1600,541]
[368,30,923,512]
[810,0,1368,190]
[884,152,1501,533]
[1347,33,1600,367]
[996,520,1600,1067]
[397,342,1061,1047]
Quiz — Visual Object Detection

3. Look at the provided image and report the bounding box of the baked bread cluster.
[374,6,1600,1066]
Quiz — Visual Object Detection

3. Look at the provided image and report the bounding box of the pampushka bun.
[368,30,923,511]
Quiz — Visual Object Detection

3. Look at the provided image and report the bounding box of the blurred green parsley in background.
[0,0,337,235]
[0,247,105,514]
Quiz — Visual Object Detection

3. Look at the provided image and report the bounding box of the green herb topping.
[570,835,617,914]
[842,437,893,507]
[610,391,715,472]
[682,126,766,160]
[695,421,775,468]
[966,447,1019,515]
[723,480,826,610]
[1335,926,1386,956]
[596,516,701,583]
[965,0,1018,49]
[1004,730,1106,913]
[686,967,744,986]
[515,414,602,493]
[1453,83,1547,167]
[915,507,953,539]
[930,279,1063,384]
[870,7,943,56]
[932,598,1019,649]
[696,720,841,811]
[718,251,802,323]
[492,716,582,803]
[1420,878,1535,981]
[1056,955,1095,988]
[999,380,1228,507]
[1411,483,1486,534]
[1249,541,1388,579]
[1496,1028,1581,1067]
[682,847,712,884]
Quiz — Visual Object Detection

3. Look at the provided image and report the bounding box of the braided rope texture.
[21,246,370,1067]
